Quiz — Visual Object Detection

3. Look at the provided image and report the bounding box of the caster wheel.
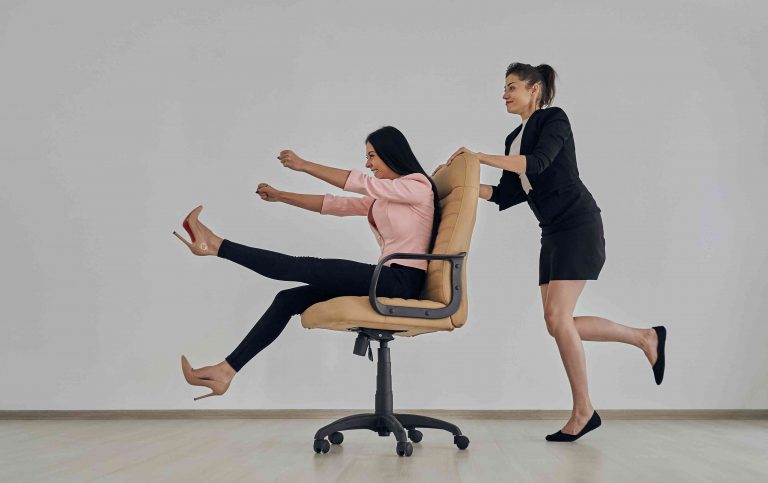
[329,432,344,445]
[396,441,413,457]
[313,439,331,454]
[454,435,470,450]
[408,429,423,443]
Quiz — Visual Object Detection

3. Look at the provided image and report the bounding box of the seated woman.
[173,126,441,400]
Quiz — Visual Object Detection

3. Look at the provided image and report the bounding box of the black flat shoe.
[652,326,667,385]
[545,411,601,442]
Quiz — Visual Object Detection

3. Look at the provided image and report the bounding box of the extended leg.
[217,239,379,295]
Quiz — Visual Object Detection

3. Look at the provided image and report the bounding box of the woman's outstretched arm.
[442,147,526,174]
[277,149,350,189]
[277,192,324,212]
[477,107,572,175]
[256,183,323,213]
[256,182,372,216]
[434,160,512,203]
[477,153,527,174]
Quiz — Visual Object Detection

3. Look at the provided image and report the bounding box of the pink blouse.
[320,169,435,271]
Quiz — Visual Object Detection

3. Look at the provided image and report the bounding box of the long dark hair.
[505,62,558,109]
[365,126,441,253]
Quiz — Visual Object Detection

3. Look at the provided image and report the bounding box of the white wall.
[1,0,766,410]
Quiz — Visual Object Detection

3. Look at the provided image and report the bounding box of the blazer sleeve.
[489,172,528,211]
[524,107,572,176]
[343,169,433,204]
[320,193,374,217]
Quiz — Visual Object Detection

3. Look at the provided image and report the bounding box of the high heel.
[183,212,197,243]
[181,355,231,401]
[173,205,218,256]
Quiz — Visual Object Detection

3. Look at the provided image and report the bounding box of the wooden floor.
[2,418,767,482]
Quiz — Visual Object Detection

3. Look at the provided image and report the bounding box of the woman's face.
[503,74,539,115]
[365,142,399,179]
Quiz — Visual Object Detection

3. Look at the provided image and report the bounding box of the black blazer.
[489,106,601,234]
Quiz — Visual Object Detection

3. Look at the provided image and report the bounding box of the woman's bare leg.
[541,280,594,435]
[573,316,658,365]
[539,285,659,365]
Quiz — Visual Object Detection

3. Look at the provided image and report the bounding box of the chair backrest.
[422,153,480,328]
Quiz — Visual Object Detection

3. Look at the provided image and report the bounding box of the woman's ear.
[532,82,541,105]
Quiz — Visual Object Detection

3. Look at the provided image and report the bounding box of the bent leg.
[542,282,658,363]
[572,315,656,359]
[225,285,332,372]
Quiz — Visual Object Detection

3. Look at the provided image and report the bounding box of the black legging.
[216,239,427,372]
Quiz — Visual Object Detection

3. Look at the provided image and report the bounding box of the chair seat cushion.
[300,296,455,336]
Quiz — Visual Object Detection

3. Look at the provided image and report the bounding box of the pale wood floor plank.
[1,419,766,482]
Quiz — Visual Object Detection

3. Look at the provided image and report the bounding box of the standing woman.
[437,63,667,442]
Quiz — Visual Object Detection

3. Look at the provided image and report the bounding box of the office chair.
[300,152,479,457]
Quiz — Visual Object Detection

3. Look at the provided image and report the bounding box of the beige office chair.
[301,152,480,457]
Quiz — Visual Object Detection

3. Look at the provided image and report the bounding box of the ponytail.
[535,64,557,108]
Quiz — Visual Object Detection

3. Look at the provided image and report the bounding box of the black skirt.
[538,216,606,286]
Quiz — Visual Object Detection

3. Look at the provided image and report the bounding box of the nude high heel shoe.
[181,355,231,401]
[173,205,218,256]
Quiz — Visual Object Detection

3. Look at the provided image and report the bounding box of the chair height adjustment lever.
[353,332,374,362]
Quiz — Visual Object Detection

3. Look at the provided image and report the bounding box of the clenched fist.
[277,150,307,171]
[256,183,281,202]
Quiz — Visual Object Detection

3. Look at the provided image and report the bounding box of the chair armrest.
[368,252,467,319]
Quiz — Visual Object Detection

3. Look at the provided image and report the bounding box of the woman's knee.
[544,308,573,337]
[272,287,328,315]
[271,288,305,312]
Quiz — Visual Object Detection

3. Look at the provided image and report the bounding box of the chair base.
[312,329,470,457]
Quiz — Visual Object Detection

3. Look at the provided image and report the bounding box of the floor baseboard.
[1,409,766,420]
